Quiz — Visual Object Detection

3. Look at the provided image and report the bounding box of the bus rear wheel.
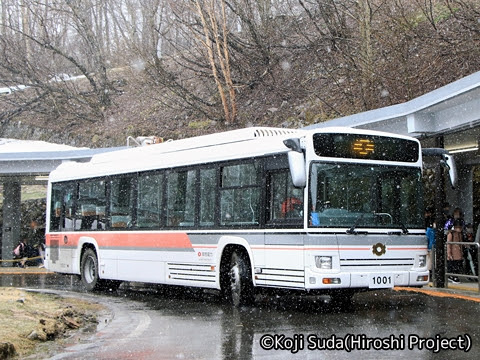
[224,250,254,307]
[80,248,101,291]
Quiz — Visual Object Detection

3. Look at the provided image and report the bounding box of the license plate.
[369,274,394,288]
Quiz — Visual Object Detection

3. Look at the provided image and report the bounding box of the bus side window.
[76,179,106,230]
[49,182,76,232]
[166,170,196,227]
[268,170,304,223]
[137,172,163,228]
[50,184,63,232]
[110,176,135,229]
[199,168,216,227]
[220,162,260,226]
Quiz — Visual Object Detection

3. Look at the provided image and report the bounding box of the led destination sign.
[313,133,419,162]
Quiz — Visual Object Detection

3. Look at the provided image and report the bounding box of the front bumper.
[304,267,429,290]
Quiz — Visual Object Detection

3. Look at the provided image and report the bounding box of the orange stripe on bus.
[46,234,427,252]
[46,232,194,249]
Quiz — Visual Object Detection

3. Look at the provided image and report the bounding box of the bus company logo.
[63,236,68,244]
[198,251,213,258]
[372,243,386,256]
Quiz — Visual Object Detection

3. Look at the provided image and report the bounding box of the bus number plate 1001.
[368,274,394,288]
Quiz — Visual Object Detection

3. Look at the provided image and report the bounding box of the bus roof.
[91,127,300,164]
[49,126,420,182]
[49,127,304,182]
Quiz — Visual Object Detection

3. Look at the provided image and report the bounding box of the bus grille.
[167,263,216,283]
[256,268,305,289]
[340,258,414,271]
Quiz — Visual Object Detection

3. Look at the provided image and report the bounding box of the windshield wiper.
[399,221,409,234]
[346,214,365,234]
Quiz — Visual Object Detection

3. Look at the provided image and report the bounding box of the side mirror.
[442,153,457,189]
[422,148,458,190]
[287,151,306,187]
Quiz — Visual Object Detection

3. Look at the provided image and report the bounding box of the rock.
[0,342,17,359]
[36,331,48,342]
[61,307,75,318]
[40,319,65,341]
[62,316,80,329]
[27,330,39,341]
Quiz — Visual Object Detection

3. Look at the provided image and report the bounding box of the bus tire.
[80,248,101,291]
[224,250,254,307]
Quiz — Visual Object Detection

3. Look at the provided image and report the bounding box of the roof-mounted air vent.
[253,128,299,138]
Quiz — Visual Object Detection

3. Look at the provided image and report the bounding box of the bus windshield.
[309,163,423,230]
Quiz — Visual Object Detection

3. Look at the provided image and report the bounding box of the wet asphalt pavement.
[2,272,480,359]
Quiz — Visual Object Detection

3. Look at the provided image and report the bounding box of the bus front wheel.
[80,248,101,291]
[224,250,254,307]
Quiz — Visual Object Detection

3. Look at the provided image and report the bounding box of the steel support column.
[1,181,21,266]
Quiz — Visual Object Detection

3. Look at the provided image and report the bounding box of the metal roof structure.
[0,139,125,184]
[304,70,480,155]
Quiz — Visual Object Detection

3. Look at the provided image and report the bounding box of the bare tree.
[192,0,237,123]
[0,0,118,125]
[1,0,480,143]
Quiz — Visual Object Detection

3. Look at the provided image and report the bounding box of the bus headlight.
[315,256,332,269]
[418,255,426,268]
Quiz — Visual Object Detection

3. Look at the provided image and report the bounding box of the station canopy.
[0,139,124,185]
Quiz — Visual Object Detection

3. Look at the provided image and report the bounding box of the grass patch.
[188,119,215,129]
[0,287,104,358]
[0,185,47,206]
[21,185,47,202]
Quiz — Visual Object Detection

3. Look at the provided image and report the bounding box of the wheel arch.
[216,236,255,290]
[76,237,100,276]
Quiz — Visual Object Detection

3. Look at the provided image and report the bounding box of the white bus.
[45,127,428,306]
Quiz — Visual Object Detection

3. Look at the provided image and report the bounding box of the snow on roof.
[0,138,125,163]
[0,138,84,153]
[304,70,480,133]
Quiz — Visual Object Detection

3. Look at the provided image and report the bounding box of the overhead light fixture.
[34,175,49,181]
[448,146,479,154]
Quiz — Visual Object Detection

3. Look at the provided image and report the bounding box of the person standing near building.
[441,202,452,230]
[12,239,27,268]
[444,207,464,231]
[447,219,464,283]
[425,206,436,278]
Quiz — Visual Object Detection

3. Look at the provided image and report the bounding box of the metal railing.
[444,241,479,292]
